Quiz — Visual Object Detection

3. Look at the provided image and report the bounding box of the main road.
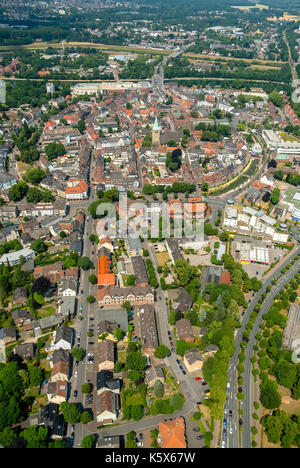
[225,245,300,449]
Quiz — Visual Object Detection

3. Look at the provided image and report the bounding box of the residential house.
[96,390,120,425]
[183,348,204,373]
[96,370,121,396]
[176,319,194,343]
[138,305,158,357]
[14,342,35,361]
[12,309,34,328]
[51,361,69,382]
[0,327,17,344]
[145,366,165,388]
[204,344,218,357]
[98,340,115,371]
[47,380,68,404]
[13,287,28,304]
[38,403,65,440]
[131,256,149,287]
[97,436,121,448]
[57,279,77,297]
[159,418,186,449]
[53,325,74,351]
[98,286,154,306]
[57,296,76,321]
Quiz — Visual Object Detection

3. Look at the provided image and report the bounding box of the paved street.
[224,245,300,449]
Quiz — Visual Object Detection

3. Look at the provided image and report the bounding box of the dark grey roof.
[96,370,121,393]
[54,324,73,345]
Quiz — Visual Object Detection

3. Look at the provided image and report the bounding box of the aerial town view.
[0,0,300,455]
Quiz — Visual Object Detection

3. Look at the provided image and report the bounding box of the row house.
[98,286,155,306]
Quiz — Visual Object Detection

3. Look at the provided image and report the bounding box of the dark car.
[139,433,143,440]
[182,370,186,375]
[168,331,171,336]
[73,390,78,398]
[201,381,207,386]
[75,361,79,367]
[197,435,204,440]
[81,290,84,294]
[90,318,94,321]
[88,342,94,345]
[193,427,200,432]
[229,410,233,417]
[176,359,180,364]
[196,401,202,405]
[223,429,227,437]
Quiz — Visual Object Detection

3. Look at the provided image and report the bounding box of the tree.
[274,359,297,389]
[126,351,147,371]
[20,426,48,449]
[113,327,125,342]
[60,402,81,424]
[260,379,281,409]
[81,383,92,394]
[87,295,95,304]
[154,345,171,359]
[71,347,84,361]
[24,167,46,185]
[78,257,94,270]
[81,435,96,448]
[45,142,66,160]
[32,276,51,295]
[113,361,124,373]
[176,340,192,357]
[81,411,93,424]
[88,274,97,285]
[28,366,43,387]
[0,426,16,448]
[31,238,47,253]
[125,431,137,448]
[124,275,135,287]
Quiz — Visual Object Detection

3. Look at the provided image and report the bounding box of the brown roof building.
[159,418,186,449]
[176,319,194,343]
[98,339,115,371]
[138,305,158,356]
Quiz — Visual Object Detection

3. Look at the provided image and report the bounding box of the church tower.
[152,117,161,146]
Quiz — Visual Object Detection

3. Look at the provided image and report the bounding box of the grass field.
[231,3,269,10]
[156,252,170,266]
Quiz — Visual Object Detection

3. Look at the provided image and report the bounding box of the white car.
[229,427,233,435]
[74,371,78,378]
[221,440,226,448]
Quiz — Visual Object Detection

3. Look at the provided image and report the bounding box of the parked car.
[193,427,200,432]
[195,377,201,381]
[75,361,79,367]
[88,342,94,345]
[176,359,180,364]
[73,390,78,398]
[179,365,183,370]
[229,410,233,417]
[182,370,186,375]
[197,435,204,440]
[74,371,78,378]
[139,433,143,440]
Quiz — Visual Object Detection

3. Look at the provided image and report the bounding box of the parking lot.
[185,412,206,448]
